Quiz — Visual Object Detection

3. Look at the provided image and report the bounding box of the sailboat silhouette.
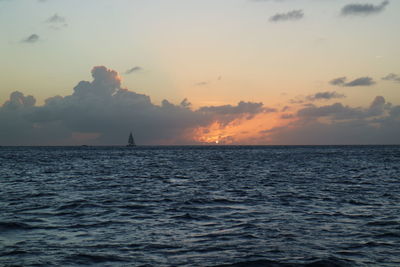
[127,132,136,147]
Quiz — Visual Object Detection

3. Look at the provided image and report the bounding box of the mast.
[128,132,136,146]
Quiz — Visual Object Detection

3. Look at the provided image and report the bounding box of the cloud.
[297,96,390,120]
[281,113,295,119]
[382,73,400,83]
[307,91,346,101]
[199,101,266,115]
[341,1,389,16]
[261,96,400,145]
[345,77,376,87]
[251,0,287,2]
[0,66,267,145]
[2,91,36,110]
[329,77,347,86]
[269,10,304,22]
[45,14,67,30]
[297,102,362,120]
[21,34,39,43]
[1,66,397,146]
[290,91,346,104]
[198,101,276,125]
[329,76,376,87]
[125,66,142,75]
[46,14,67,28]
[46,14,65,24]
[195,76,221,86]
[195,81,209,86]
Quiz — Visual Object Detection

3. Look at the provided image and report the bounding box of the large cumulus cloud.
[0,66,268,145]
[2,66,399,145]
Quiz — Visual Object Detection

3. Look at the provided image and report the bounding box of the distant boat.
[127,132,136,147]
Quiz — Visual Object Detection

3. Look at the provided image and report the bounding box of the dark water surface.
[1,146,399,266]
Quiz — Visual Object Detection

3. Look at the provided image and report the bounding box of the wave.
[0,221,35,231]
[366,220,399,226]
[65,253,129,264]
[211,257,355,267]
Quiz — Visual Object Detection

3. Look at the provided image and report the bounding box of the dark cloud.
[329,76,376,87]
[382,73,400,83]
[21,34,39,43]
[297,96,390,120]
[329,77,347,86]
[307,91,346,101]
[341,1,389,16]
[262,96,400,145]
[199,101,266,115]
[125,66,142,75]
[198,101,275,125]
[2,91,36,110]
[346,77,376,87]
[297,102,362,120]
[290,91,346,105]
[0,66,267,145]
[269,10,304,22]
[281,113,295,119]
[366,95,388,117]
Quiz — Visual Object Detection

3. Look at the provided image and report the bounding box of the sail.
[128,132,136,146]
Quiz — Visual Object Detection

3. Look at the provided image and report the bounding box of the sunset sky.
[1,0,399,145]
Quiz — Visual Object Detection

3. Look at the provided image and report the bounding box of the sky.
[0,0,399,145]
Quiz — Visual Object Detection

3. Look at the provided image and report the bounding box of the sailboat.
[127,132,136,147]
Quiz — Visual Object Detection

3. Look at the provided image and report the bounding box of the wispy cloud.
[195,81,209,87]
[329,77,376,87]
[198,101,269,115]
[46,14,66,24]
[21,34,39,43]
[382,73,400,83]
[307,91,346,101]
[45,14,67,29]
[341,1,389,16]
[269,10,304,22]
[125,66,142,75]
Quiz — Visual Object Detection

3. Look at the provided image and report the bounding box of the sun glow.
[191,112,294,145]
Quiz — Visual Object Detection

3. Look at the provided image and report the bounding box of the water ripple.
[1,146,399,266]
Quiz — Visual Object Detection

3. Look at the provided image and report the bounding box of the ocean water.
[1,146,399,267]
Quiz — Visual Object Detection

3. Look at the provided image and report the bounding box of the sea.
[1,146,399,267]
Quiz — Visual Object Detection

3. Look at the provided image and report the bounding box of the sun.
[189,112,297,145]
